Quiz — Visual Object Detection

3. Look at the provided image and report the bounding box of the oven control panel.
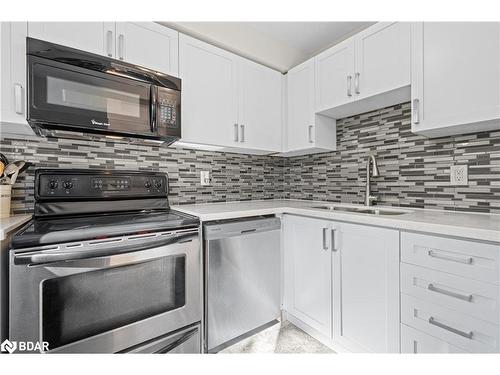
[36,170,168,200]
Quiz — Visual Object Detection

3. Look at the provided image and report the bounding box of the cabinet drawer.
[401,232,500,284]
[402,294,499,353]
[401,324,467,353]
[401,263,500,324]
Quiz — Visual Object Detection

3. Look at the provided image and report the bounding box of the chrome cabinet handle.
[427,283,473,302]
[322,228,329,250]
[354,72,360,94]
[331,228,338,252]
[428,250,473,265]
[428,317,473,339]
[308,125,313,143]
[234,124,239,142]
[14,83,23,114]
[347,75,352,97]
[413,98,420,124]
[118,34,125,60]
[106,30,113,57]
[240,124,245,143]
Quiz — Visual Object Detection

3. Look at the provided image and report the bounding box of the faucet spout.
[365,154,380,206]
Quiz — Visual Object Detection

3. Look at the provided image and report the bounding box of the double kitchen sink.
[310,205,411,216]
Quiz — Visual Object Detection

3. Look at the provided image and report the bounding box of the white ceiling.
[159,22,375,73]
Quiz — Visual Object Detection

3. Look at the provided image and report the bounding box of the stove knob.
[49,180,58,189]
[154,180,162,189]
[144,181,152,189]
[63,180,73,189]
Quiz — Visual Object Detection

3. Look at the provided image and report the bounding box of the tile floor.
[219,321,334,354]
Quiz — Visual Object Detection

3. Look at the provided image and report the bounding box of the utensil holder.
[0,184,12,218]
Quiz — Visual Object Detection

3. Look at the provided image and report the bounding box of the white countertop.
[172,199,500,243]
[0,214,31,241]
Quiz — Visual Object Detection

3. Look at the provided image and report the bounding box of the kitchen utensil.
[0,153,9,167]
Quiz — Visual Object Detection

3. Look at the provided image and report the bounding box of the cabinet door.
[315,39,355,112]
[411,22,500,136]
[28,22,114,57]
[401,325,467,353]
[355,22,410,99]
[1,22,29,129]
[286,59,315,151]
[179,34,238,147]
[115,22,178,76]
[333,222,400,352]
[283,215,332,338]
[238,59,282,152]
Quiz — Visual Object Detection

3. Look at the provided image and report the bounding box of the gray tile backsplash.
[1,101,499,215]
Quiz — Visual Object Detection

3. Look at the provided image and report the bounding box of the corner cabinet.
[411,22,500,137]
[179,33,283,154]
[282,215,400,352]
[281,58,336,156]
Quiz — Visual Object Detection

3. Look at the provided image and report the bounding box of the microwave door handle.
[150,86,157,133]
[14,231,197,265]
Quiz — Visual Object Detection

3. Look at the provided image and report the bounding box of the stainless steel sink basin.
[310,205,410,216]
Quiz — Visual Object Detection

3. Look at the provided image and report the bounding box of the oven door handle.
[14,231,198,265]
[154,326,199,354]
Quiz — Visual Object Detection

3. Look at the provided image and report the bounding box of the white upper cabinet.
[115,22,179,76]
[283,58,336,156]
[179,33,283,154]
[332,222,400,353]
[411,22,500,137]
[28,22,114,57]
[0,22,32,134]
[283,215,333,339]
[27,22,179,75]
[179,34,239,148]
[238,59,282,152]
[315,39,355,112]
[354,22,410,100]
[315,22,410,120]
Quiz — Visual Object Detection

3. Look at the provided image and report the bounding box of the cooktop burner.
[11,169,199,249]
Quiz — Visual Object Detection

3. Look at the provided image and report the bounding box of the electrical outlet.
[450,165,468,186]
[200,171,211,186]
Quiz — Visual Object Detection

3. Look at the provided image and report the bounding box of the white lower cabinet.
[401,324,466,353]
[333,222,400,352]
[283,215,333,339]
[283,215,400,352]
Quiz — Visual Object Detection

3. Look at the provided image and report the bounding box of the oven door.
[9,228,201,353]
[28,55,155,137]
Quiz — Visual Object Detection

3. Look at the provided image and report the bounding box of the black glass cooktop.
[11,210,199,249]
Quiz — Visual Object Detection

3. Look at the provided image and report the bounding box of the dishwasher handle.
[204,217,281,240]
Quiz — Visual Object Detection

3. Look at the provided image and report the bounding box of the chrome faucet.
[364,154,380,206]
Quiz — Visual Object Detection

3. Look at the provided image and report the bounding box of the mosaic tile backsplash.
[1,101,499,214]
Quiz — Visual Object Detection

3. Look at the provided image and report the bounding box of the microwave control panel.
[157,87,179,129]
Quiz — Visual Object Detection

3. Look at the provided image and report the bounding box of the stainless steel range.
[9,169,202,353]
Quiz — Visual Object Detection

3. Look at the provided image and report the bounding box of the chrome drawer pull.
[427,283,473,302]
[427,250,473,265]
[428,317,473,339]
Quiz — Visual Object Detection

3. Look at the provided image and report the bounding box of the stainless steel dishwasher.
[204,216,281,353]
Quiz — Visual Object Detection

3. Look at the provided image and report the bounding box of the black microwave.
[26,38,181,145]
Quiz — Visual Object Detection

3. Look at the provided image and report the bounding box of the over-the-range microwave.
[26,37,181,145]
